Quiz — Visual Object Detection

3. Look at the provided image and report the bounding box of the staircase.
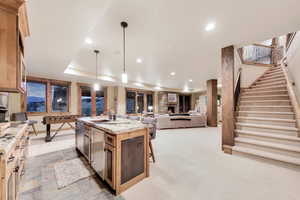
[233,65,300,166]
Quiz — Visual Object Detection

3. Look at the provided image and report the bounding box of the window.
[96,90,105,115]
[81,86,92,116]
[126,89,154,114]
[78,84,106,116]
[126,91,136,114]
[51,85,68,112]
[137,93,144,113]
[179,95,191,113]
[146,94,153,112]
[26,82,46,112]
[25,77,71,114]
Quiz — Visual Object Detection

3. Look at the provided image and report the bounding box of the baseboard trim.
[222,145,233,154]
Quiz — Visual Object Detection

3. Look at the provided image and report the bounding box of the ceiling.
[25,0,300,91]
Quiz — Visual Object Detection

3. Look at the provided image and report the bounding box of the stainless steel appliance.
[75,121,84,154]
[76,122,92,162]
[0,93,8,122]
[83,128,91,161]
[91,128,105,179]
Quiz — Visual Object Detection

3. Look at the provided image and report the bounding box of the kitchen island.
[75,117,149,195]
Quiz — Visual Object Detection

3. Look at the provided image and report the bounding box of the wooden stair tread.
[235,137,300,153]
[267,69,282,73]
[236,122,299,131]
[260,75,285,80]
[237,111,294,115]
[236,116,296,122]
[240,100,290,103]
[239,105,292,108]
[257,78,286,84]
[243,90,287,94]
[248,85,287,90]
[264,71,283,76]
[241,95,289,98]
[238,111,294,114]
[232,146,300,165]
[235,129,300,141]
[254,80,286,85]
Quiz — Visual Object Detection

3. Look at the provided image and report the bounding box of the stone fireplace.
[167,105,176,113]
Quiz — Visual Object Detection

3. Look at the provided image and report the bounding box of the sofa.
[155,113,207,129]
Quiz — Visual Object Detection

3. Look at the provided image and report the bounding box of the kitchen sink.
[91,119,111,123]
[101,121,131,125]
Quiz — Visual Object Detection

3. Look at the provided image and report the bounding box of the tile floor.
[20,127,300,200]
[20,131,124,200]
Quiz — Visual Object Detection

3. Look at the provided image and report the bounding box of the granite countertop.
[78,117,147,135]
[0,123,28,156]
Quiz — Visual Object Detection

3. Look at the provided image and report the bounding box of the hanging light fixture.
[93,50,100,91]
[121,21,128,84]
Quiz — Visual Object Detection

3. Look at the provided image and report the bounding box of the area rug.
[54,158,93,189]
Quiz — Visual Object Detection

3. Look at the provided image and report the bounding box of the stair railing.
[234,68,242,111]
[279,60,300,137]
[237,44,273,67]
[286,32,297,52]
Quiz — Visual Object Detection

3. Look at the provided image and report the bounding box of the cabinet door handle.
[21,169,25,176]
[7,156,15,163]
[14,166,19,173]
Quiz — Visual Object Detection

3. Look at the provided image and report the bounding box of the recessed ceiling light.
[205,22,216,31]
[183,86,189,92]
[189,79,193,82]
[85,37,93,44]
[170,72,176,76]
[134,82,144,87]
[136,58,143,63]
[154,86,162,90]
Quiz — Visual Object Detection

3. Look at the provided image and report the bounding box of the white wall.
[234,46,270,88]
[116,86,126,115]
[286,33,300,97]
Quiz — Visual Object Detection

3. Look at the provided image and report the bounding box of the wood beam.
[221,46,235,147]
[207,79,218,127]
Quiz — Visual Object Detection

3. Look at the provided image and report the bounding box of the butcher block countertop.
[77,117,147,135]
[0,122,28,156]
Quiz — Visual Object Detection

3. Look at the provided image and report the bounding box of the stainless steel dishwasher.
[91,128,105,180]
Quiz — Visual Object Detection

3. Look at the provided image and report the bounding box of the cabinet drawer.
[105,134,116,147]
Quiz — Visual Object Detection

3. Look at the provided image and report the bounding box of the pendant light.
[93,50,100,91]
[121,21,128,84]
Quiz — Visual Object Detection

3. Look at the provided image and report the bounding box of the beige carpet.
[54,158,93,189]
[122,127,300,200]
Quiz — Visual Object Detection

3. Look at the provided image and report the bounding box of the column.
[207,79,218,127]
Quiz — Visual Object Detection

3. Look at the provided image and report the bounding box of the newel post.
[221,46,235,152]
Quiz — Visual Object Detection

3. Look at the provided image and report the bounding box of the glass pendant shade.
[122,72,128,84]
[93,83,100,91]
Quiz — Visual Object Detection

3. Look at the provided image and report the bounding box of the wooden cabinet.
[120,136,145,185]
[75,120,149,195]
[0,124,29,200]
[0,2,29,93]
[104,144,115,189]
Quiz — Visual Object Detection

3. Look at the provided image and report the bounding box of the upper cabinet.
[0,1,29,93]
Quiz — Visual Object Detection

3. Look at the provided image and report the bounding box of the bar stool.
[142,117,157,163]
[11,112,38,135]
